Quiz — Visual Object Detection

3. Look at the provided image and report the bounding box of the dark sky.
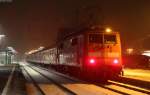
[0,0,150,53]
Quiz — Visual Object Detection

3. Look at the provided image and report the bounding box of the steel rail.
[28,65,77,95]
[22,66,46,95]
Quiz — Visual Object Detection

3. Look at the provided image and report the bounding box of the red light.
[113,59,119,64]
[89,59,95,64]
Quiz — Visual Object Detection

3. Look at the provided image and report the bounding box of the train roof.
[57,26,119,42]
[27,45,56,55]
[27,26,120,55]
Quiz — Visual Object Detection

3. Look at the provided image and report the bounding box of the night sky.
[0,0,150,54]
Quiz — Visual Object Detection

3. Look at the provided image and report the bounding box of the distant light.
[26,49,38,55]
[0,35,5,40]
[105,28,112,33]
[7,46,17,53]
[142,50,150,57]
[126,48,134,54]
[142,53,150,57]
[0,35,5,38]
[38,46,44,50]
[26,46,44,55]
[143,50,150,53]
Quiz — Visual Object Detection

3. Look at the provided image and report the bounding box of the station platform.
[0,64,26,95]
[124,68,150,82]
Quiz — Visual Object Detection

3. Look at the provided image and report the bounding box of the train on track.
[26,26,123,80]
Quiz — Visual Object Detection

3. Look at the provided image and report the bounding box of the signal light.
[113,59,119,64]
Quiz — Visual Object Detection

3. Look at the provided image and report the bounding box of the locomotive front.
[84,28,123,78]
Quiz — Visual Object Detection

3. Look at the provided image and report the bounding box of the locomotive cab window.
[104,35,116,44]
[89,34,103,43]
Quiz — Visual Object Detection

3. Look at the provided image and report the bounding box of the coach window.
[71,38,78,46]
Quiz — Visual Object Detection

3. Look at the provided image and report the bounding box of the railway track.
[22,64,150,95]
[30,65,150,94]
[28,66,76,95]
[22,65,76,95]
[22,66,46,95]
[32,64,150,94]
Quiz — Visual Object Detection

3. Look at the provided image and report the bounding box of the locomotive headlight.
[105,28,112,33]
[113,59,119,64]
[89,58,96,65]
